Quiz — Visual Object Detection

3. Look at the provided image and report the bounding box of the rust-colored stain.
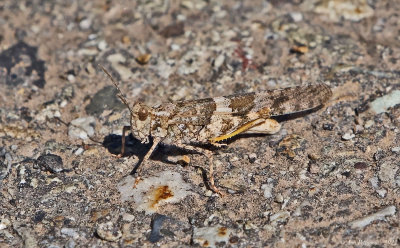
[151,185,174,208]
[202,240,209,247]
[218,227,227,236]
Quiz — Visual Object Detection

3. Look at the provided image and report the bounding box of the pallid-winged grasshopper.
[101,66,332,195]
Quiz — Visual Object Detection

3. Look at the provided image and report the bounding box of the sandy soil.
[0,0,399,247]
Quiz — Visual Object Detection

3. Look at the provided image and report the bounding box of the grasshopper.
[101,66,332,195]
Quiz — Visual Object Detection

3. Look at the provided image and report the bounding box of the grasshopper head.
[130,102,152,144]
[99,66,153,144]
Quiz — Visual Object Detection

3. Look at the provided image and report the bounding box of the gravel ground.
[0,0,399,247]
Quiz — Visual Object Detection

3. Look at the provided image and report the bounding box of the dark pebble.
[85,86,125,116]
[33,210,46,223]
[148,214,168,243]
[322,123,334,131]
[37,154,64,173]
[354,162,368,169]
[229,236,239,244]
[341,171,351,177]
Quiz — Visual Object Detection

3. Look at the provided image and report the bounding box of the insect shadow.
[102,133,208,175]
[273,106,323,122]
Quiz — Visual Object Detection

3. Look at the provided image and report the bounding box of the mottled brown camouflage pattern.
[103,65,331,195]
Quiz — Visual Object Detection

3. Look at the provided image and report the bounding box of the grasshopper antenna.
[99,65,134,113]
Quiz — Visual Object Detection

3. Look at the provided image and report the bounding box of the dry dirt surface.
[1,1,399,247]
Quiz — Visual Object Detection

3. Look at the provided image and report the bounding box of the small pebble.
[342,132,355,140]
[308,153,319,161]
[349,206,396,229]
[244,221,257,230]
[270,211,290,224]
[67,74,75,83]
[364,120,374,128]
[322,123,334,131]
[74,147,84,156]
[378,162,398,185]
[60,100,68,108]
[60,228,79,238]
[181,0,194,9]
[96,222,122,242]
[98,40,107,50]
[369,90,400,114]
[214,54,225,69]
[275,193,284,203]
[261,180,274,199]
[68,116,96,140]
[369,176,379,189]
[0,218,10,230]
[290,12,303,22]
[79,18,92,30]
[85,86,125,116]
[135,54,152,65]
[354,162,368,170]
[376,188,387,198]
[171,44,180,51]
[148,214,168,243]
[391,147,400,153]
[77,48,98,56]
[37,154,64,173]
[248,153,257,163]
[122,213,135,222]
[65,239,76,248]
[88,34,97,40]
[354,124,364,133]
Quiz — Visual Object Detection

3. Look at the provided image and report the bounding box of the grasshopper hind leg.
[209,118,281,145]
[173,142,224,196]
[204,149,224,196]
[245,118,281,134]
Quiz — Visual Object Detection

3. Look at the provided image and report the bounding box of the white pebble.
[68,116,96,140]
[74,147,84,155]
[342,132,355,140]
[214,54,225,69]
[67,74,75,83]
[98,40,107,51]
[79,18,92,30]
[290,12,303,22]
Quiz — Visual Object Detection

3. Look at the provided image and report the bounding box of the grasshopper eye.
[137,108,148,121]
